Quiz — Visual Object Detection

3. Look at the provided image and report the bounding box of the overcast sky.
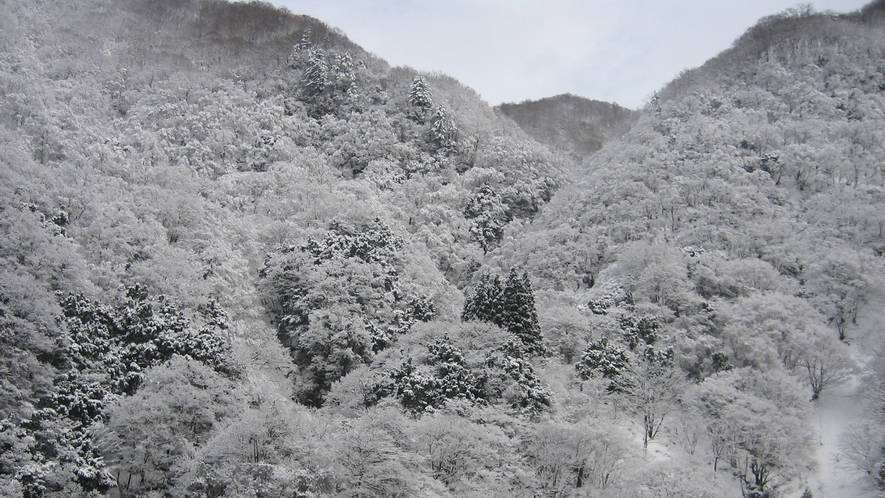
[269,0,872,109]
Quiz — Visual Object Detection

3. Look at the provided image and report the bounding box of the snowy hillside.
[1,0,885,497]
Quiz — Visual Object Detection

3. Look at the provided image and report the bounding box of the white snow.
[807,346,878,498]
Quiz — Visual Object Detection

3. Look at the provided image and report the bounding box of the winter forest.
[2,0,885,496]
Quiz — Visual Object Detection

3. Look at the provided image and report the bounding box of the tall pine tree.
[429,105,458,149]
[462,268,543,354]
[461,273,503,324]
[501,269,543,353]
[302,48,329,97]
[408,75,433,122]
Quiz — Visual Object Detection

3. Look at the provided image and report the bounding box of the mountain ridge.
[495,93,638,160]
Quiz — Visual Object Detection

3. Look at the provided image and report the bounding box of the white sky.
[269,0,872,109]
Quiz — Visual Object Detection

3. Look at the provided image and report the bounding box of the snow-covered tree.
[302,48,329,97]
[575,337,629,383]
[484,339,552,417]
[687,369,814,494]
[464,185,512,253]
[95,357,241,493]
[525,422,628,494]
[408,75,433,121]
[500,268,544,353]
[610,347,686,449]
[389,340,484,413]
[260,218,433,406]
[461,273,504,324]
[429,105,458,150]
[462,268,543,353]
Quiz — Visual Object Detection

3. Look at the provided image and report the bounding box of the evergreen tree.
[298,28,312,50]
[302,48,330,97]
[390,340,484,413]
[618,313,660,350]
[501,269,543,353]
[288,28,313,67]
[461,273,503,324]
[332,51,359,106]
[408,75,433,122]
[575,337,629,382]
[485,339,552,418]
[464,185,512,253]
[711,351,733,373]
[429,105,458,150]
[462,268,543,354]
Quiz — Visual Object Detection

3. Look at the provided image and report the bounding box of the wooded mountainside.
[2,0,885,497]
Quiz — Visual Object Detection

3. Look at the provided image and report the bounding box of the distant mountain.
[496,94,637,158]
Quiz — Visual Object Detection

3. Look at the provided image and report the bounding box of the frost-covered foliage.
[0,286,235,496]
[483,340,552,417]
[686,369,814,495]
[575,337,629,382]
[0,409,115,496]
[429,105,459,150]
[0,0,883,495]
[464,184,512,252]
[58,287,236,393]
[618,313,660,351]
[353,325,551,419]
[389,340,485,413]
[297,46,364,118]
[586,283,634,315]
[408,75,434,122]
[260,218,435,406]
[462,268,544,353]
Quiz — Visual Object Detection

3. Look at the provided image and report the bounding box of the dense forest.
[2,0,885,496]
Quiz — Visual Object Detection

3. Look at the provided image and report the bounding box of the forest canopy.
[0,0,884,497]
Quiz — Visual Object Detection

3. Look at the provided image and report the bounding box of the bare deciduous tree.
[611,350,688,449]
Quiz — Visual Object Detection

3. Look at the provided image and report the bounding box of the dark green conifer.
[461,273,503,324]
[501,269,543,353]
[462,268,543,354]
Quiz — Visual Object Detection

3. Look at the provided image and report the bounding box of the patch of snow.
[645,439,673,463]
[807,345,878,498]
